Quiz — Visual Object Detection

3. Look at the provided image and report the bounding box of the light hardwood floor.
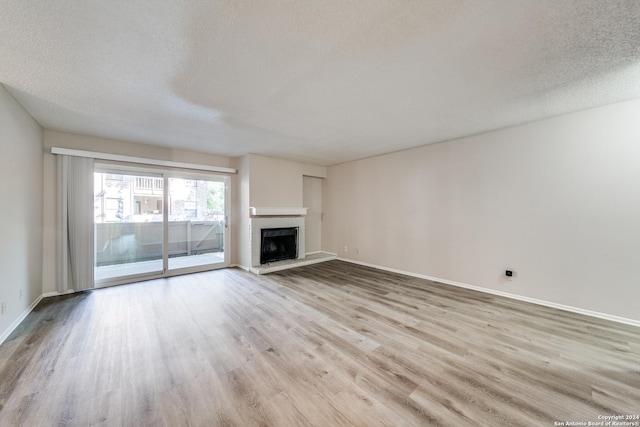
[0,260,639,426]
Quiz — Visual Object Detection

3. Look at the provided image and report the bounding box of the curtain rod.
[50,147,237,174]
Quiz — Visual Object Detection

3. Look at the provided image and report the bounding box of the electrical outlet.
[344,246,348,252]
[1,302,5,315]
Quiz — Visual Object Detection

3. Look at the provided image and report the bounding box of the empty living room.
[1,1,639,426]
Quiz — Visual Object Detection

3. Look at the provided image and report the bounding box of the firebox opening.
[260,227,298,264]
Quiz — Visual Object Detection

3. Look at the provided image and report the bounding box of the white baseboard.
[337,257,640,328]
[0,295,43,346]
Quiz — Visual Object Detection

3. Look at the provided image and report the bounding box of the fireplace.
[260,227,298,264]
[248,208,334,273]
[250,214,306,268]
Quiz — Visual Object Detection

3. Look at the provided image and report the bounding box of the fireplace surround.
[250,215,305,267]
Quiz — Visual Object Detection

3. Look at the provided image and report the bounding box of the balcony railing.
[96,220,223,266]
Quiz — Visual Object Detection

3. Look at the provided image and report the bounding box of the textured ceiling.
[2,0,640,165]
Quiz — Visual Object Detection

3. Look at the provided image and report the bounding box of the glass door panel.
[167,177,226,271]
[94,171,164,283]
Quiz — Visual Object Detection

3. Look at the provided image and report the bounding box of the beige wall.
[232,154,327,268]
[0,85,43,339]
[303,176,322,253]
[249,154,302,207]
[323,98,640,322]
[44,130,234,168]
[40,140,326,276]
[41,130,238,293]
[248,154,326,208]
[236,155,251,267]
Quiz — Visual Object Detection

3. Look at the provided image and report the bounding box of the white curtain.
[58,155,95,292]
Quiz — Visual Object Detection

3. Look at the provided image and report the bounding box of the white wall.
[0,85,43,339]
[323,99,640,322]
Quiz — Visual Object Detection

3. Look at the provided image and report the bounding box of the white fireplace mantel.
[250,207,307,216]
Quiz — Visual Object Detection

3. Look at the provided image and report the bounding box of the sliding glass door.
[94,166,229,286]
[167,177,227,271]
[94,171,164,282]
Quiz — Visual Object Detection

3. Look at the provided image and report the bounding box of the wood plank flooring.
[0,260,639,426]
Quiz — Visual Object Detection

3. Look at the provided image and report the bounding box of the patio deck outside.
[95,251,225,281]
